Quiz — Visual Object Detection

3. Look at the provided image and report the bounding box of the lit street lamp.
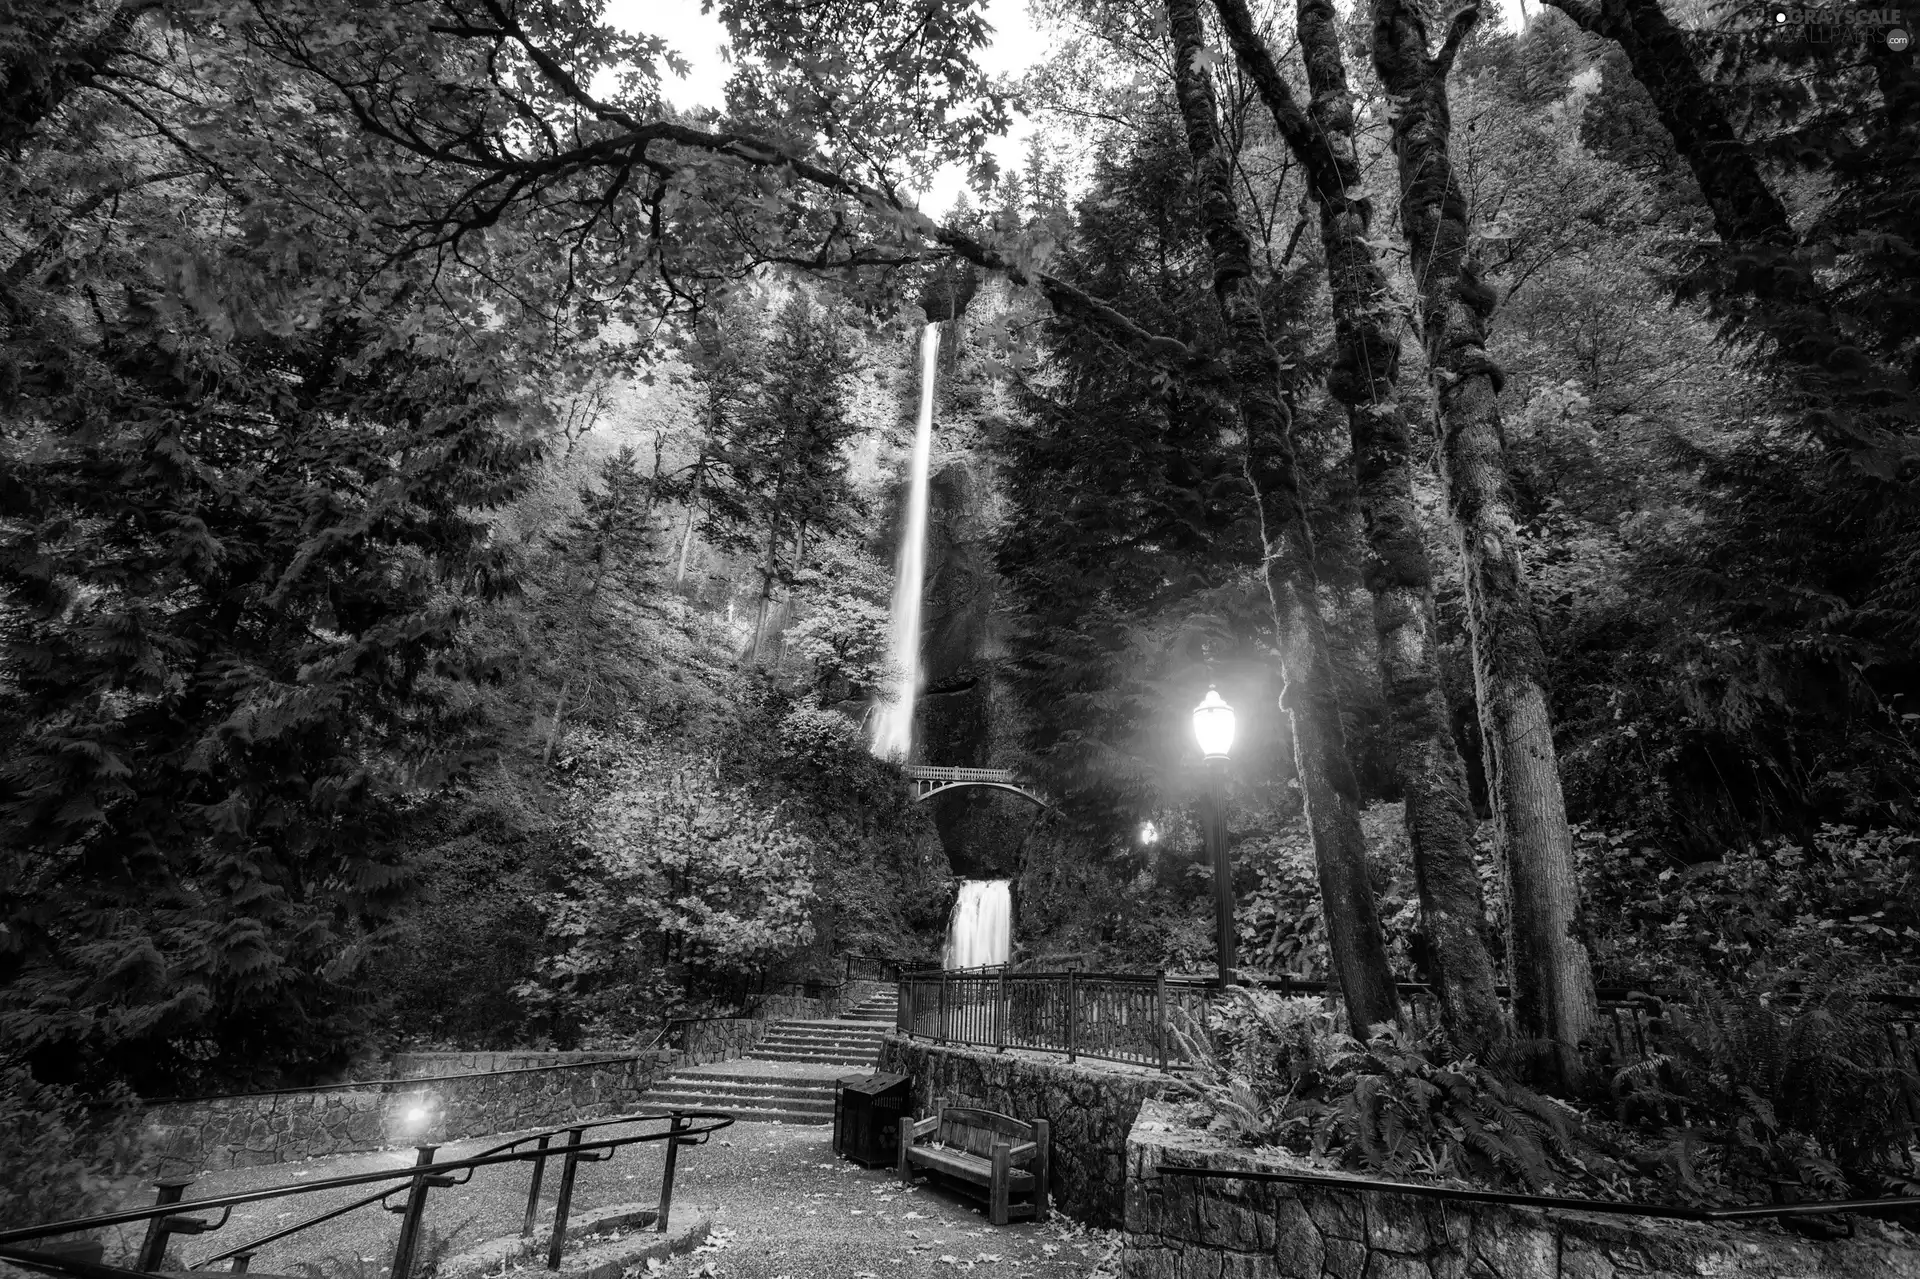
[1192,687,1236,987]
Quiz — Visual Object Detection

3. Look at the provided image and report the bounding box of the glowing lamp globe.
[1192,687,1235,761]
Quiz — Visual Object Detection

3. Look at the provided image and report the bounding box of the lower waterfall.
[943,879,1012,970]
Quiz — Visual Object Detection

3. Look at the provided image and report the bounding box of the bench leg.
[1033,1119,1050,1224]
[897,1119,913,1181]
[990,1140,1011,1227]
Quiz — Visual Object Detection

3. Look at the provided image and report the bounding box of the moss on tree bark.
[1212,0,1507,1050]
[1369,0,1598,1082]
[1167,0,1401,1035]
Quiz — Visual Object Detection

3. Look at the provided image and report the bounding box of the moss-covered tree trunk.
[1370,0,1596,1082]
[1212,0,1507,1050]
[1166,0,1401,1035]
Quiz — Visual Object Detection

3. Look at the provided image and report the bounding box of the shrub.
[513,735,819,1039]
[0,1065,156,1231]
[1174,990,1624,1195]
[1577,822,1920,987]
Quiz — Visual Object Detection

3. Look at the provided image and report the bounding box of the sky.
[604,0,1535,215]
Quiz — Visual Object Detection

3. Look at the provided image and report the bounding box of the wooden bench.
[896,1101,1050,1226]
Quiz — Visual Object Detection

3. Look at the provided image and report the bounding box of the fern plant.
[1173,992,1626,1194]
[1607,974,1920,1200]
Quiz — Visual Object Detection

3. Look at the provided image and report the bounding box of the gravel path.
[169,1121,1118,1279]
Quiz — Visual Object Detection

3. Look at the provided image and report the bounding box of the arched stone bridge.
[903,765,1055,811]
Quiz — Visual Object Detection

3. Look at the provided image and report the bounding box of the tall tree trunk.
[1167,0,1401,1035]
[1371,0,1596,1083]
[1213,0,1507,1050]
[751,523,779,662]
[543,677,570,765]
[674,466,703,587]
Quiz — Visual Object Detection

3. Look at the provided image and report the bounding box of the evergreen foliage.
[0,276,545,1093]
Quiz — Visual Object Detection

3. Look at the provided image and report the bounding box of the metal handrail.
[179,1113,626,1271]
[893,969,1920,1075]
[1153,1164,1920,1223]
[0,1109,734,1279]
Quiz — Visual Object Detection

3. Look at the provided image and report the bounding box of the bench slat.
[937,1107,1034,1141]
[908,1146,1036,1191]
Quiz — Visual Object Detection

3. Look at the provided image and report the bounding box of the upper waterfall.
[870,321,941,762]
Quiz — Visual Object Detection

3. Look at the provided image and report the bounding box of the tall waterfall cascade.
[869,324,1013,970]
[869,322,940,763]
[943,879,1012,970]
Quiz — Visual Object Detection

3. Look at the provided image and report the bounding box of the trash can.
[833,1071,911,1168]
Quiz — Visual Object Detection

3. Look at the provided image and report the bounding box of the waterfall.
[870,322,941,762]
[943,879,1012,970]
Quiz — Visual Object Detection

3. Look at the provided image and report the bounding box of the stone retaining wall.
[390,1050,635,1077]
[143,987,894,1175]
[878,1033,1182,1228]
[146,1052,674,1175]
[677,1017,767,1064]
[1123,1098,1920,1279]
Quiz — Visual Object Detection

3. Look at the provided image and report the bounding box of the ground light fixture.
[1192,686,1236,985]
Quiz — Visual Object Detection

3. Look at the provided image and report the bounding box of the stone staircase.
[642,985,897,1125]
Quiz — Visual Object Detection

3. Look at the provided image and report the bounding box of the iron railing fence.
[841,953,901,983]
[898,968,1219,1069]
[896,969,1920,1076]
[0,1109,733,1279]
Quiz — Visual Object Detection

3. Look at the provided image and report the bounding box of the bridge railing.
[902,766,1019,782]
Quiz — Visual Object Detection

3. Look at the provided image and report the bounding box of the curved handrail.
[177,1107,703,1271]
[0,1110,736,1248]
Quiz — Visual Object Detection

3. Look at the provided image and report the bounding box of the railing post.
[136,1178,194,1272]
[1155,971,1169,1072]
[388,1146,439,1279]
[996,969,1008,1053]
[1066,971,1078,1063]
[544,1128,586,1270]
[656,1114,686,1233]
[939,973,950,1044]
[521,1133,552,1237]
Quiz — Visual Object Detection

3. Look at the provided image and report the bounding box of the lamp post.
[1192,686,1236,988]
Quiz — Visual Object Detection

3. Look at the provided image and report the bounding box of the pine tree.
[710,292,862,662]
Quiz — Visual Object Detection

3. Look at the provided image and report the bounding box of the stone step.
[649,1078,839,1105]
[656,1102,832,1125]
[758,1030,886,1046]
[782,1018,891,1031]
[745,1047,879,1064]
[756,1029,883,1052]
[646,1092,835,1118]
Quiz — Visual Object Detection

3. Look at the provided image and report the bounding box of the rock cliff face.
[915,457,1038,881]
